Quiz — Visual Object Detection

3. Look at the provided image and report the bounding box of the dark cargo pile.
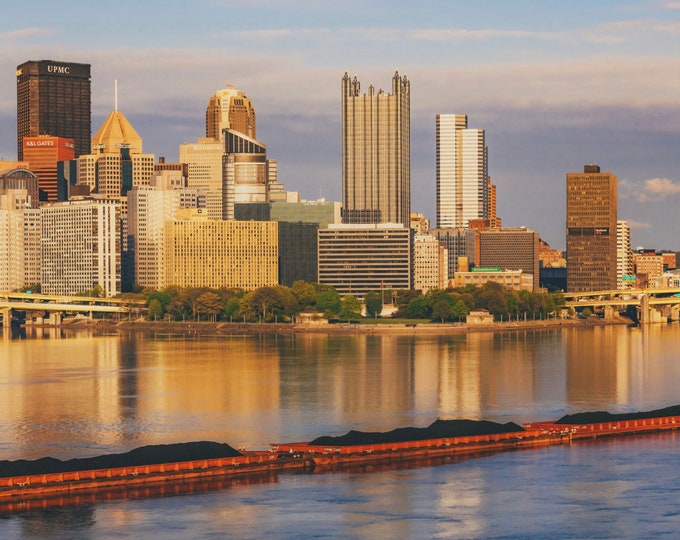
[309,419,524,447]
[0,442,243,478]
[556,404,680,425]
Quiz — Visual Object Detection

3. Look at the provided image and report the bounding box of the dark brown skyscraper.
[16,60,91,160]
[566,164,618,292]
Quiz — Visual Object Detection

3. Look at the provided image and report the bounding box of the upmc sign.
[36,62,90,78]
[47,65,70,75]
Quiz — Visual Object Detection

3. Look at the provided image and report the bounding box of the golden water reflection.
[2,325,680,461]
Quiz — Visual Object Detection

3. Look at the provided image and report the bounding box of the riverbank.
[63,315,634,336]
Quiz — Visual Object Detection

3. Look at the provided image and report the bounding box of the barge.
[2,405,680,504]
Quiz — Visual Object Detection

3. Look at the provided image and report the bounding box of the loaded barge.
[2,405,680,503]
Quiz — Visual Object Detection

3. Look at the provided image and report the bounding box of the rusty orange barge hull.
[2,414,680,502]
[276,414,680,468]
[0,451,304,501]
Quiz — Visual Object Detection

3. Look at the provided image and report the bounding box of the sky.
[1,0,680,251]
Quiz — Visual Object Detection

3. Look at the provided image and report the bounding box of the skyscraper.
[617,220,633,289]
[41,199,121,296]
[206,86,256,141]
[16,60,91,160]
[341,71,410,228]
[22,136,75,201]
[436,114,488,228]
[566,164,618,292]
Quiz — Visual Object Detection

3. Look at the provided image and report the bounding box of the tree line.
[128,281,565,324]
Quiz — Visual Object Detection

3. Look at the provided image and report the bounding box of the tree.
[147,299,164,320]
[250,287,281,321]
[338,295,361,321]
[451,299,470,322]
[317,289,341,317]
[291,280,318,309]
[224,297,241,320]
[396,289,421,311]
[432,299,453,322]
[146,291,172,312]
[194,292,223,320]
[365,291,383,318]
[404,295,431,319]
[475,282,508,320]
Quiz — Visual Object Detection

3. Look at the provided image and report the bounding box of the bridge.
[0,292,146,326]
[564,287,680,324]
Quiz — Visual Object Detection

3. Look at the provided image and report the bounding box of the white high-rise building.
[0,188,41,291]
[617,220,634,289]
[413,234,447,293]
[436,114,488,228]
[179,138,224,221]
[41,199,121,296]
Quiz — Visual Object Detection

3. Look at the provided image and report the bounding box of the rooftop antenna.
[114,80,118,112]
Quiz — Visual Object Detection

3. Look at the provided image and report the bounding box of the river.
[1,324,680,538]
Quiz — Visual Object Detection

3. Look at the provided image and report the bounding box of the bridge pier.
[639,294,668,324]
[47,312,62,326]
[660,304,679,322]
[1,307,11,326]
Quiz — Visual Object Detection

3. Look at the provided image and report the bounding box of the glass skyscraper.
[341,71,410,228]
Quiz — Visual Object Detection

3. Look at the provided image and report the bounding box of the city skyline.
[1,1,680,250]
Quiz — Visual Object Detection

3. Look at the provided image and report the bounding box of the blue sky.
[2,0,680,250]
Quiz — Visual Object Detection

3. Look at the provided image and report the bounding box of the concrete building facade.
[341,71,410,228]
[478,227,540,291]
[0,188,41,291]
[617,220,634,289]
[164,213,278,290]
[40,199,121,296]
[318,223,411,298]
[179,138,224,220]
[413,233,447,292]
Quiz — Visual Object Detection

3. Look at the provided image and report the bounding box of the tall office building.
[41,199,121,296]
[179,138,224,220]
[318,224,411,298]
[0,185,41,291]
[436,114,488,228]
[81,107,153,198]
[341,71,410,227]
[413,234,448,292]
[223,129,278,217]
[206,86,256,141]
[22,136,75,201]
[16,60,91,160]
[128,172,203,290]
[617,220,633,289]
[566,165,618,292]
[431,227,477,281]
[478,227,540,291]
[164,211,278,290]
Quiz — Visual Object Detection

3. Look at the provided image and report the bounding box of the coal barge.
[2,405,680,503]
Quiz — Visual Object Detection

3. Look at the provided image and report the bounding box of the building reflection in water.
[4,325,680,464]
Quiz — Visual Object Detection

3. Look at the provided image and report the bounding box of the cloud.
[628,178,680,202]
[624,219,652,229]
[0,27,55,40]
[645,177,680,194]
[665,1,680,9]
